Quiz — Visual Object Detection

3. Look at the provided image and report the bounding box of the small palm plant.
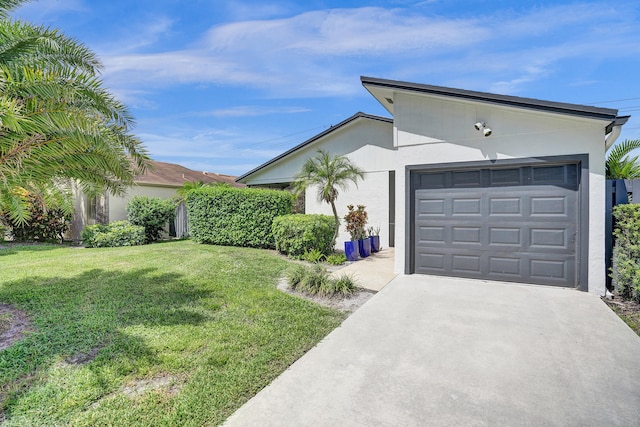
[606,139,640,179]
[293,150,364,241]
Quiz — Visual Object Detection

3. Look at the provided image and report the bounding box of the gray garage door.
[412,163,580,287]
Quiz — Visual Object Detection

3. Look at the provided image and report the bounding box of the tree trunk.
[330,200,340,242]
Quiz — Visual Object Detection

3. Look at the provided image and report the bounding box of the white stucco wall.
[307,169,391,248]
[108,185,179,222]
[392,92,609,294]
[244,118,394,186]
[244,116,396,248]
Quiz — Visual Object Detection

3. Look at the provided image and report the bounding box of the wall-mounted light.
[474,121,492,137]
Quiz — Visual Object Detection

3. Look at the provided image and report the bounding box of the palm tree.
[606,139,640,179]
[0,0,149,224]
[293,150,364,241]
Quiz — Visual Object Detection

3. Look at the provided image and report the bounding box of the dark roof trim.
[236,112,392,182]
[606,115,630,134]
[361,76,620,121]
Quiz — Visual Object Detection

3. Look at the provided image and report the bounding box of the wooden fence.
[174,202,189,239]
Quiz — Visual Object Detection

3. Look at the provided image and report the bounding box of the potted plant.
[344,204,369,259]
[368,226,381,253]
[344,204,368,261]
[358,227,371,258]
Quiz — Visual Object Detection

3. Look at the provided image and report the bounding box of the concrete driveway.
[225,275,640,426]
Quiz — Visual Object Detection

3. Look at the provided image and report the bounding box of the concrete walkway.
[225,275,640,426]
[329,247,397,292]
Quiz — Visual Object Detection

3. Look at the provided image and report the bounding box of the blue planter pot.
[358,238,371,258]
[369,235,380,253]
[344,241,360,261]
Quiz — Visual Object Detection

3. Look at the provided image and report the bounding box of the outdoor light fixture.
[474,121,492,137]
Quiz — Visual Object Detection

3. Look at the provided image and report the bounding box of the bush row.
[81,221,145,248]
[187,186,293,248]
[612,204,640,302]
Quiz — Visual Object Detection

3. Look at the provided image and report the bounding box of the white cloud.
[106,17,175,53]
[137,127,287,161]
[204,7,489,56]
[99,3,640,98]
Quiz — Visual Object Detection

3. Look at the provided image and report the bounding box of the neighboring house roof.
[361,76,626,123]
[136,159,243,188]
[236,112,392,183]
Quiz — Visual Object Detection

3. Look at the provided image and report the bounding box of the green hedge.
[81,221,145,248]
[126,196,176,243]
[612,204,640,302]
[272,214,335,257]
[187,186,294,248]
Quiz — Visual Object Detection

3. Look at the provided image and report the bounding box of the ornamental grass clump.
[285,264,358,297]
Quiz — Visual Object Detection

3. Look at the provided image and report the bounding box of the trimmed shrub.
[82,221,145,248]
[612,204,640,302]
[127,196,176,243]
[187,186,293,248]
[272,214,335,257]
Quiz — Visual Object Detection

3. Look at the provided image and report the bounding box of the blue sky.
[13,0,640,176]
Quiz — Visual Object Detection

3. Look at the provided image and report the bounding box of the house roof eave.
[361,76,621,121]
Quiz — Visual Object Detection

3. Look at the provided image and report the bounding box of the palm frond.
[0,0,32,20]
[606,139,640,179]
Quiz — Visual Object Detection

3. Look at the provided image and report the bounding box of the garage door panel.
[452,254,482,274]
[452,198,481,215]
[489,256,521,276]
[489,168,522,185]
[530,196,568,216]
[417,199,446,216]
[530,228,571,250]
[416,253,446,273]
[452,227,481,244]
[413,163,579,287]
[452,170,482,187]
[488,227,521,246]
[417,226,446,245]
[489,197,522,215]
[529,257,575,285]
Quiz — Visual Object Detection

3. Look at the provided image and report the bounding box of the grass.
[0,240,344,426]
[618,310,640,335]
[605,300,640,336]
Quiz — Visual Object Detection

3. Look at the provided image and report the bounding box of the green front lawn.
[0,241,344,426]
